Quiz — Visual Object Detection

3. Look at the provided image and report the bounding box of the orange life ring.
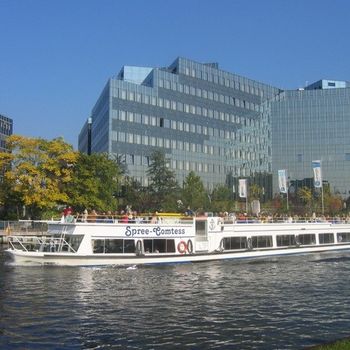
[177,241,187,254]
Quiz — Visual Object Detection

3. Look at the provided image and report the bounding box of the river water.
[1,248,350,350]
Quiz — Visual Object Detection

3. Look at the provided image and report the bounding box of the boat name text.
[125,226,186,237]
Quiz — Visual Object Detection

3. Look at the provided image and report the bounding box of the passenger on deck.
[120,211,129,223]
[185,207,194,216]
[150,212,159,224]
[82,209,88,222]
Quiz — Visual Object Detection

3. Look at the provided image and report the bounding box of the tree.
[297,187,313,214]
[146,150,179,211]
[121,176,152,213]
[182,171,208,212]
[249,184,264,200]
[65,153,121,213]
[210,185,232,213]
[0,135,78,218]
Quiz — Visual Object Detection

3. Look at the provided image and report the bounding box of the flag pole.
[312,160,324,215]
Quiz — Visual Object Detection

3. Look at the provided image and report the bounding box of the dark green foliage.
[146,150,180,211]
[65,153,121,213]
[182,171,209,212]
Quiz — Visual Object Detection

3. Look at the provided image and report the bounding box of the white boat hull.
[6,243,350,266]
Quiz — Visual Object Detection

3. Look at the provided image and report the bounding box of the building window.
[346,153,350,161]
[297,154,303,162]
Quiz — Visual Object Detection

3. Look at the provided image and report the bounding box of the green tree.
[65,153,121,213]
[182,171,208,212]
[210,185,232,213]
[0,135,78,218]
[121,176,153,213]
[146,150,179,211]
[297,187,313,214]
[249,184,264,200]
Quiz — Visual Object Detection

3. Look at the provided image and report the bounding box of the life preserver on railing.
[136,240,143,255]
[187,239,193,254]
[177,241,187,254]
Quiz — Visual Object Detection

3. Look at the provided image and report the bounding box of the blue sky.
[1,0,349,148]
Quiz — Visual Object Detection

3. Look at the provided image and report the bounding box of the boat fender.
[219,238,225,252]
[177,241,187,254]
[187,239,193,254]
[136,240,143,256]
[247,237,253,250]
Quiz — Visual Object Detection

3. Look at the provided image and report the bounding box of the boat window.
[93,239,104,253]
[105,239,123,253]
[92,239,135,253]
[337,232,350,243]
[277,235,296,247]
[223,237,247,250]
[252,236,273,248]
[124,240,135,253]
[196,220,207,237]
[64,235,84,252]
[298,234,316,245]
[144,239,175,253]
[319,233,334,244]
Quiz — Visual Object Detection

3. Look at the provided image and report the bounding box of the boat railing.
[59,213,195,225]
[222,216,350,224]
[8,235,77,253]
[50,213,350,226]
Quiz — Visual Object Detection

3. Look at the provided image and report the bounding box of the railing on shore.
[0,221,49,244]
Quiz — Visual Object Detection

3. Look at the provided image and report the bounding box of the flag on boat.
[278,169,287,193]
[312,160,322,188]
[239,179,247,198]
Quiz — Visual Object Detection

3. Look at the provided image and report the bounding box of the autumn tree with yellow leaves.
[0,135,78,218]
[0,135,123,219]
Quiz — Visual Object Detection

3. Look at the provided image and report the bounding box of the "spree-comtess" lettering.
[124,226,186,237]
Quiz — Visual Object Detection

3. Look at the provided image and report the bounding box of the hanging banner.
[278,169,287,193]
[312,160,322,188]
[239,179,247,198]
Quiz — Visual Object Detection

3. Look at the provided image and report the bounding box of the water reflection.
[1,249,350,349]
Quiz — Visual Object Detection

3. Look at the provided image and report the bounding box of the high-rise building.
[79,58,350,198]
[0,114,13,152]
[271,80,350,197]
[79,57,278,195]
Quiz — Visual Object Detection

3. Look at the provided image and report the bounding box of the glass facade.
[79,57,278,191]
[271,85,350,197]
[78,58,350,198]
[0,114,13,152]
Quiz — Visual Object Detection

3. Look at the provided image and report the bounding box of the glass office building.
[79,57,279,193]
[79,58,350,198]
[271,80,350,197]
[0,114,13,152]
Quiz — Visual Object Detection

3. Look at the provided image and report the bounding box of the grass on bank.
[310,339,350,350]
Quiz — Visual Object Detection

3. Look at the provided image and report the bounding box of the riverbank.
[308,338,350,349]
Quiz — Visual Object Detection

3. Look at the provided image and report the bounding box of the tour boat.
[5,215,350,266]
